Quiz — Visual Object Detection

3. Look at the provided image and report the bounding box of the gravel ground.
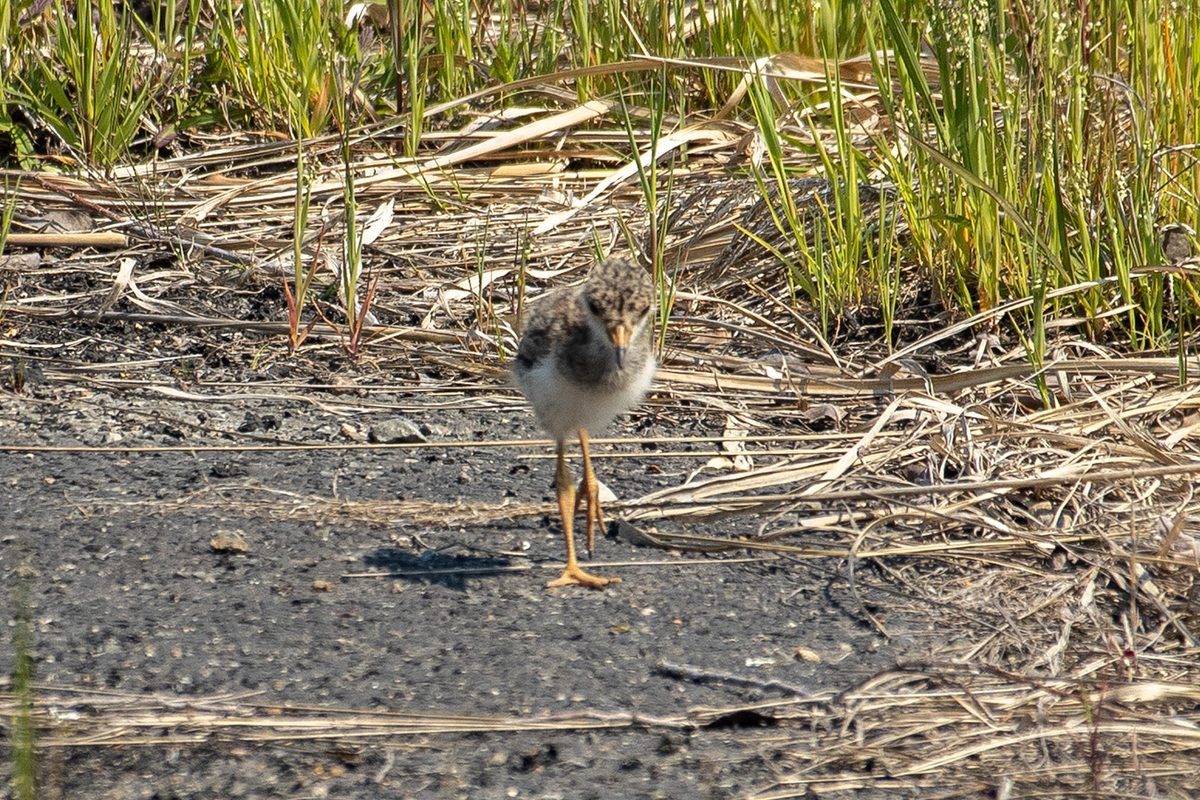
[0,360,941,799]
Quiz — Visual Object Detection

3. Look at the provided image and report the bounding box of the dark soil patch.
[0,349,939,799]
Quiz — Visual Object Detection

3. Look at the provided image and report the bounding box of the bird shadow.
[362,548,513,591]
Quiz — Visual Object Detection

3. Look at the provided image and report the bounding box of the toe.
[547,567,620,590]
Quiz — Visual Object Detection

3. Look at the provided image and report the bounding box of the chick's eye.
[586,298,601,316]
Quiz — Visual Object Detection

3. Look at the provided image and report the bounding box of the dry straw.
[4,43,1199,798]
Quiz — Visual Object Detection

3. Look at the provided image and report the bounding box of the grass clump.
[0,1,1195,350]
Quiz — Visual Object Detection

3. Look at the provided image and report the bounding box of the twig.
[654,659,810,697]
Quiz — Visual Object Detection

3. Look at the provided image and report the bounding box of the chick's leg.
[548,439,617,590]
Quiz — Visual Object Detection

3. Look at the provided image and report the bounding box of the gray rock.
[369,417,428,444]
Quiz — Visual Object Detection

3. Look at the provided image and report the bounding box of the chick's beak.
[609,322,632,369]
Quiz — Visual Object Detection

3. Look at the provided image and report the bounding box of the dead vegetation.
[3,53,1200,799]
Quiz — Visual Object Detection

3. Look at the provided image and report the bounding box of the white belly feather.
[518,356,656,441]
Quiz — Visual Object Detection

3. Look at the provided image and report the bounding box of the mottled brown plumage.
[515,257,656,589]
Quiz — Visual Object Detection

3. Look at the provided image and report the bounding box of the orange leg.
[572,428,607,557]
[547,439,618,590]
